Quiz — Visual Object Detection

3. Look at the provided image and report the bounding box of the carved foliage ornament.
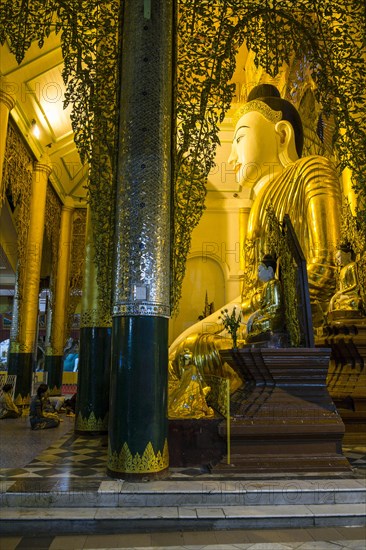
[1,0,365,313]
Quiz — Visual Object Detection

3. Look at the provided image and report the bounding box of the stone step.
[2,478,365,508]
[0,503,365,535]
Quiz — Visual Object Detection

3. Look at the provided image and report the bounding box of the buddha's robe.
[244,155,342,314]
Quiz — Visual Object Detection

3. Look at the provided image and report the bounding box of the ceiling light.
[31,119,40,139]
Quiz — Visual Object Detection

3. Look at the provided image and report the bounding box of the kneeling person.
[29,383,60,430]
[0,384,21,419]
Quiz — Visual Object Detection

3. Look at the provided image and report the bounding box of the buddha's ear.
[275,120,298,166]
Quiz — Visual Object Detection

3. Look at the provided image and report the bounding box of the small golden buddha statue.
[245,255,286,344]
[168,349,214,419]
[327,244,363,319]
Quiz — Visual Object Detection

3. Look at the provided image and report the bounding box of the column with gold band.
[8,155,52,405]
[107,0,173,479]
[45,197,74,395]
[75,208,111,434]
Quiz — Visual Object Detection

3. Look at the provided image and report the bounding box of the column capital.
[34,153,52,177]
[239,206,252,214]
[62,196,75,211]
[0,89,16,111]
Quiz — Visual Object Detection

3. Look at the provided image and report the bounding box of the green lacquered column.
[108,316,168,476]
[7,351,32,405]
[75,327,111,433]
[44,355,63,394]
[107,0,173,479]
[75,209,111,434]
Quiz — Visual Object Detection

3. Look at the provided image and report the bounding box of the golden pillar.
[0,81,15,202]
[45,196,74,394]
[8,155,52,404]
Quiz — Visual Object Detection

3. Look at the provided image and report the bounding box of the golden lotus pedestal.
[215,347,351,474]
[317,314,366,445]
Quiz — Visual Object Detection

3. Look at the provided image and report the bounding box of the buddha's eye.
[236,135,244,144]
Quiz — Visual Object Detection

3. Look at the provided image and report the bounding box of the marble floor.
[0,526,365,550]
[0,416,365,550]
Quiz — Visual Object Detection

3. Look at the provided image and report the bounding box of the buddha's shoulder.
[292,155,336,172]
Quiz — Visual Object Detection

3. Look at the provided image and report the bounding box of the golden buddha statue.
[169,84,342,379]
[245,255,286,344]
[232,84,342,324]
[168,349,214,419]
[327,244,363,319]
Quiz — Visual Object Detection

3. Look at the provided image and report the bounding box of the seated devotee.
[45,395,65,414]
[29,383,60,430]
[245,255,286,343]
[64,393,77,416]
[328,244,363,318]
[0,384,21,419]
[169,83,342,372]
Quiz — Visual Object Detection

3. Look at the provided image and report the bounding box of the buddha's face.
[228,110,282,186]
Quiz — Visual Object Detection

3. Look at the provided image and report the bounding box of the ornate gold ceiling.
[1,32,88,206]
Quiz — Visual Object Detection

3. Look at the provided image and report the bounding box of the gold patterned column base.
[14,393,30,407]
[75,412,108,432]
[49,385,61,396]
[107,439,169,474]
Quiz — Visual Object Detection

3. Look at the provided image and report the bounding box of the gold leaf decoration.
[205,374,230,417]
[2,122,33,343]
[108,439,169,474]
[267,205,301,347]
[76,411,108,432]
[67,209,87,331]
[44,183,62,309]
[14,393,30,407]
[80,308,112,328]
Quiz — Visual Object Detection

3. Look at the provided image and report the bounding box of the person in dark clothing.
[29,383,60,430]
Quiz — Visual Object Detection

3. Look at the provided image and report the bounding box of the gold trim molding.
[76,411,108,432]
[80,309,112,328]
[233,100,282,125]
[108,439,169,474]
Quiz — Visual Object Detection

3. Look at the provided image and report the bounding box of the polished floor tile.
[0,422,365,550]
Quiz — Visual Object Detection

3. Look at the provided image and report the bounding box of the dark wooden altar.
[317,316,366,445]
[213,347,351,473]
[168,418,226,467]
